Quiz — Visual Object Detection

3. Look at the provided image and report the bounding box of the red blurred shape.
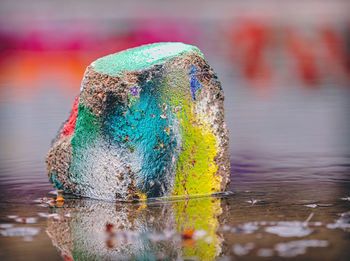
[286,30,320,86]
[60,96,79,138]
[320,26,350,81]
[62,253,74,261]
[105,223,115,233]
[229,20,272,84]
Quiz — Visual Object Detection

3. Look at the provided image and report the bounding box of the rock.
[46,42,230,201]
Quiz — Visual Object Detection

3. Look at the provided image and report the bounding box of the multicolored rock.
[46,42,230,201]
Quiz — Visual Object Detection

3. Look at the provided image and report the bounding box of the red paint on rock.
[60,96,79,138]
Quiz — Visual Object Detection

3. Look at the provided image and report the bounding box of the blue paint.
[103,78,179,197]
[130,86,140,97]
[189,65,202,100]
[49,172,69,192]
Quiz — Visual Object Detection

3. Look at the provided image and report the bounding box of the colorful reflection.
[46,197,223,260]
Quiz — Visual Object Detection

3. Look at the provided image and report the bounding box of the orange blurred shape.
[56,196,64,202]
[286,30,320,86]
[0,51,86,96]
[182,229,194,240]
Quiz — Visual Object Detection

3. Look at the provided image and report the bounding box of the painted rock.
[46,42,230,201]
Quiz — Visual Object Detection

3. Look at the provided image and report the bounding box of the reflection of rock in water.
[46,197,223,260]
[175,197,223,260]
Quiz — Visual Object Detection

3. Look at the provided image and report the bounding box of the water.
[0,150,349,260]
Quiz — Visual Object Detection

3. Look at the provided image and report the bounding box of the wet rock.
[46,42,230,201]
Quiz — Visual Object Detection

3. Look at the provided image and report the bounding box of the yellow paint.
[174,197,222,260]
[161,68,222,197]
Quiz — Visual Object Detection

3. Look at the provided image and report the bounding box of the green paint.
[70,104,101,183]
[92,42,203,76]
[49,173,67,192]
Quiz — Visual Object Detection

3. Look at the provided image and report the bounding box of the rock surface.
[46,42,230,201]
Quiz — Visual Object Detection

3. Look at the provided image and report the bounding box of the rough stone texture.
[46,42,230,201]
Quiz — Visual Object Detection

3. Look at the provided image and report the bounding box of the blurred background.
[0,2,350,260]
[0,0,350,183]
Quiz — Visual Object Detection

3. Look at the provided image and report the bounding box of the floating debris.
[341,196,350,201]
[304,203,333,208]
[246,199,260,205]
[232,243,255,256]
[326,212,350,231]
[275,240,328,257]
[304,204,317,208]
[317,204,333,207]
[265,222,313,237]
[7,215,18,219]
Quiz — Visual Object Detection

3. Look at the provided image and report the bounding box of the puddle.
[1,155,349,260]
